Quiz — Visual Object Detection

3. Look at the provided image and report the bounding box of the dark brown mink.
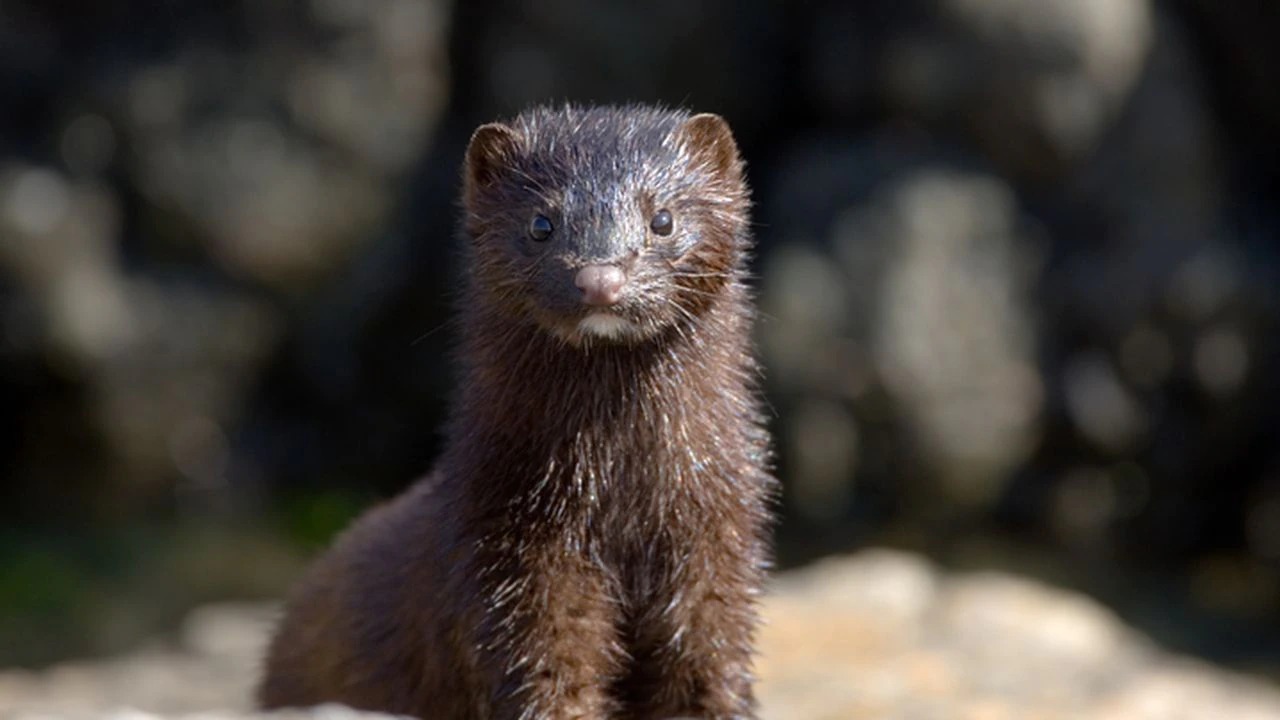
[257,104,776,720]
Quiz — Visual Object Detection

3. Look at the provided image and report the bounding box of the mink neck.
[442,286,757,509]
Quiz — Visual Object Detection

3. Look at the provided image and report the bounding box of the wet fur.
[258,105,775,720]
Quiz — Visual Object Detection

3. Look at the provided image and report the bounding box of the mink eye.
[528,214,554,241]
[650,209,674,237]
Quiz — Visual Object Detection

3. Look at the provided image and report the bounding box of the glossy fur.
[258,105,776,720]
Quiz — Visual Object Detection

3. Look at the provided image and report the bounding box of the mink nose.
[575,264,627,306]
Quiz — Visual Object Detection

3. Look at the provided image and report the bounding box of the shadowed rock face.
[761,166,1043,518]
[6,552,1280,720]
[0,0,455,527]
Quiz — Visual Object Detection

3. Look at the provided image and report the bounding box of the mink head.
[461,105,750,346]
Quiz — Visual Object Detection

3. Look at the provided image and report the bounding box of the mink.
[257,104,776,720]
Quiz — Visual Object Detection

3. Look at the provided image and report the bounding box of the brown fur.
[258,105,775,720]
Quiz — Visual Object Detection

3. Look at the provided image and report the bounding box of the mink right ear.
[464,122,521,192]
[680,113,742,184]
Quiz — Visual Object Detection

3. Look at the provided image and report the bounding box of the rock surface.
[3,550,1278,720]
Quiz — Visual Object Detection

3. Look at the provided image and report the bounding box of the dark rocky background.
[1,0,1278,684]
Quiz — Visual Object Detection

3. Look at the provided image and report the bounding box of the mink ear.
[464,122,521,192]
[680,113,742,182]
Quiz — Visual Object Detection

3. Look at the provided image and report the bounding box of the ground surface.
[3,550,1279,720]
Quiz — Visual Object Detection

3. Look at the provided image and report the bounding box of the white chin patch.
[578,313,637,339]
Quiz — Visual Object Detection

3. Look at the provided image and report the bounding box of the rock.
[116,0,451,292]
[1024,11,1280,564]
[0,166,282,519]
[0,166,130,365]
[759,152,1044,519]
[0,0,450,525]
[5,550,1280,719]
[755,551,1280,720]
[934,0,1153,175]
[1183,1,1280,173]
[180,603,277,663]
[802,0,1155,179]
[0,605,273,716]
[0,707,401,720]
[449,0,785,140]
[863,172,1043,508]
[1056,10,1222,338]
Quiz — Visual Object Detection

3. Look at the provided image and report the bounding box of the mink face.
[462,105,749,346]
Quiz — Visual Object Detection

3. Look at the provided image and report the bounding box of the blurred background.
[1,0,1278,687]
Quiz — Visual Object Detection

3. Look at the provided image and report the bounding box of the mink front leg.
[626,537,764,720]
[475,540,624,720]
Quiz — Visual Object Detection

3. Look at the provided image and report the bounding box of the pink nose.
[575,264,627,306]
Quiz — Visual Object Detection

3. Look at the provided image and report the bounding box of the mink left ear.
[681,113,743,183]
[464,122,522,194]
